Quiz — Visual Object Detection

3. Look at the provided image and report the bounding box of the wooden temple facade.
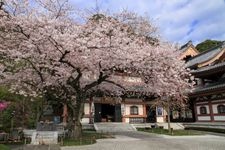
[182,41,225,122]
[43,76,168,124]
[80,84,167,124]
[81,97,154,124]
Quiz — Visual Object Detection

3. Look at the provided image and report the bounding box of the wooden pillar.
[193,101,198,122]
[89,97,93,124]
[143,104,146,123]
[208,101,214,122]
[121,103,125,122]
[62,103,68,125]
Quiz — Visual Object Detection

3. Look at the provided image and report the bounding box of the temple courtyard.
[61,131,225,150]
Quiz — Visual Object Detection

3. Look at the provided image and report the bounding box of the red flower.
[0,101,8,111]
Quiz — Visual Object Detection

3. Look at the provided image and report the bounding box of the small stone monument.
[31,105,58,145]
[31,121,58,145]
[31,130,58,145]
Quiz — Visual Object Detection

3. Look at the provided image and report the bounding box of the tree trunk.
[72,94,85,139]
[73,119,82,139]
[167,105,171,134]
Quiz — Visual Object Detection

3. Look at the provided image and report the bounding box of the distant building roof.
[186,42,225,68]
[180,41,199,60]
[180,40,193,51]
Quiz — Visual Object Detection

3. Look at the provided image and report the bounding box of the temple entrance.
[146,105,156,123]
[94,103,122,122]
[101,104,115,122]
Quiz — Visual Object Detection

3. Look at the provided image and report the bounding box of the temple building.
[41,74,169,125]
[46,40,225,125]
[46,42,198,125]
[184,41,225,122]
[180,40,199,61]
[80,76,166,124]
[79,42,202,124]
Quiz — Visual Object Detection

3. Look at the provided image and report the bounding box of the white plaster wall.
[81,118,89,123]
[212,104,218,114]
[84,103,90,115]
[198,116,211,121]
[214,116,225,121]
[125,104,143,115]
[125,105,129,115]
[156,116,164,123]
[163,109,167,116]
[212,103,225,114]
[125,118,129,123]
[196,105,209,114]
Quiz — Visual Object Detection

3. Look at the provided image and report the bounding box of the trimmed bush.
[185,127,225,134]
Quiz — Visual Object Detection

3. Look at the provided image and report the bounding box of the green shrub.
[138,128,203,136]
[185,127,225,134]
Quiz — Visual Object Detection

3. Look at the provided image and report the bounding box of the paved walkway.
[11,144,61,150]
[61,131,225,150]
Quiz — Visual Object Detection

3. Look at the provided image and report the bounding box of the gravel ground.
[61,131,225,150]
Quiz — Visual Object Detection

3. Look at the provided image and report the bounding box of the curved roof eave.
[186,43,225,68]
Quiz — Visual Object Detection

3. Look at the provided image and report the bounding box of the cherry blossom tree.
[0,0,192,138]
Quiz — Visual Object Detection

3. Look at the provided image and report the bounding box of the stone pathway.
[61,131,225,150]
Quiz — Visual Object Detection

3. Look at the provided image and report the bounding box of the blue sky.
[69,0,225,45]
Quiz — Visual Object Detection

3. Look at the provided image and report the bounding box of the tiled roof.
[180,41,193,53]
[180,41,192,50]
[192,82,225,94]
[191,61,225,75]
[186,41,225,68]
[186,47,221,67]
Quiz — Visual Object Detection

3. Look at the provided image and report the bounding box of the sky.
[69,0,225,45]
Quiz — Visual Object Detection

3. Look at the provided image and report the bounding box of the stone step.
[131,123,185,130]
[94,123,137,133]
[183,122,225,129]
[156,123,184,130]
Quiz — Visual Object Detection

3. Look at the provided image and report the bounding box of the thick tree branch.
[0,2,4,10]
[83,72,108,92]
[14,25,30,39]
[48,36,63,54]
[67,68,82,91]
[74,68,82,82]
[23,58,44,82]
[48,36,77,70]
[48,36,83,91]
[59,50,77,69]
